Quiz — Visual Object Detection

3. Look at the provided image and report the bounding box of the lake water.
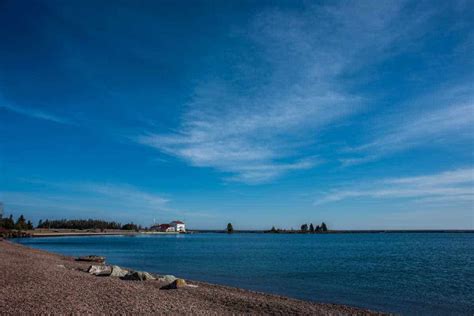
[15,233,474,315]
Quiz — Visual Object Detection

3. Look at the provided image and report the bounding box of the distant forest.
[268,222,329,233]
[0,214,33,231]
[37,219,141,231]
[0,214,141,231]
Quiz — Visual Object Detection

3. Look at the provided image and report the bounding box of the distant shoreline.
[190,229,474,234]
[28,229,178,238]
[18,228,474,238]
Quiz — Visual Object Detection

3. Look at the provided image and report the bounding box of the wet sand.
[0,239,383,315]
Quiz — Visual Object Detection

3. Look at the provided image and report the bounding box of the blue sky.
[0,0,473,229]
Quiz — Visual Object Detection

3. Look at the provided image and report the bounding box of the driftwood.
[75,255,105,263]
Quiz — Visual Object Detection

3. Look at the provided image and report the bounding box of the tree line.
[269,222,329,233]
[0,215,143,231]
[0,214,34,231]
[37,219,141,231]
[224,222,330,234]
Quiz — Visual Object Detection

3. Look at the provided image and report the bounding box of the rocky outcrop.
[162,278,187,289]
[82,262,190,288]
[0,229,31,238]
[76,255,105,263]
[159,275,177,283]
[88,265,112,276]
[170,279,187,289]
[122,271,156,281]
[110,265,128,277]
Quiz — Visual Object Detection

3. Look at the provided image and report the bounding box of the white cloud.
[0,103,72,125]
[315,167,474,205]
[342,86,474,165]
[75,183,169,207]
[138,1,427,184]
[385,168,474,186]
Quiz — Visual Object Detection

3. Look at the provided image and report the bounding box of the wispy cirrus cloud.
[73,182,169,206]
[342,86,474,165]
[314,167,474,205]
[138,1,429,184]
[0,103,72,125]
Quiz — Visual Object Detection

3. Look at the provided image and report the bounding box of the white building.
[155,224,174,232]
[170,220,186,232]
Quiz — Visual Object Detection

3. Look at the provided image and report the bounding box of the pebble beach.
[0,239,382,315]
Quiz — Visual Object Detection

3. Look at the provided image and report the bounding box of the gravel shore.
[0,239,383,315]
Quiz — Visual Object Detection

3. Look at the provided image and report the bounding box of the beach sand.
[0,239,383,315]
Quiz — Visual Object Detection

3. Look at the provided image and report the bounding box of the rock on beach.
[122,271,156,281]
[88,265,112,276]
[110,265,128,278]
[159,275,177,283]
[169,279,187,289]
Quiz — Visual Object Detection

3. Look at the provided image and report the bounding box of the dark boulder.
[121,271,156,281]
[161,278,187,289]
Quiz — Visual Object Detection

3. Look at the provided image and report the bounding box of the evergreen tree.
[121,223,138,230]
[38,219,43,228]
[36,218,122,230]
[6,215,14,229]
[227,223,234,233]
[26,220,33,230]
[15,214,26,230]
[270,226,277,233]
[301,224,308,232]
[309,223,314,233]
[315,225,321,232]
[321,222,328,232]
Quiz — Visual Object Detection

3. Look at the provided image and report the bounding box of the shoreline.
[28,229,180,238]
[15,228,474,239]
[0,239,384,315]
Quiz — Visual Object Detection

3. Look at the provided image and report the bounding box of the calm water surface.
[15,233,474,315]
